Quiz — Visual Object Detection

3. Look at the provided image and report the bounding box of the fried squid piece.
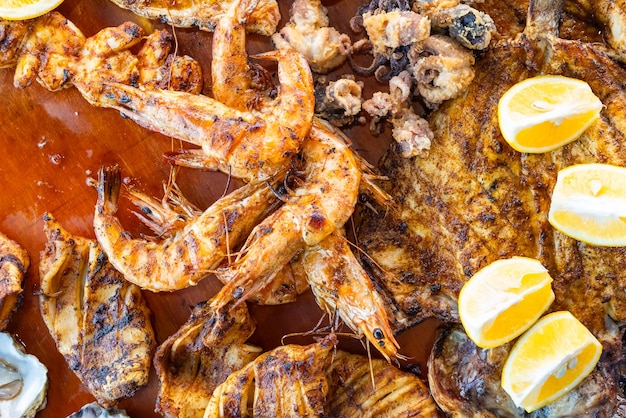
[272,0,352,74]
[327,350,439,417]
[39,214,155,408]
[0,232,29,330]
[154,298,261,418]
[204,335,337,417]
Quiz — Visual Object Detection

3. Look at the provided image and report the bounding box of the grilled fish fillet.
[154,297,261,418]
[0,231,29,331]
[357,0,626,414]
[39,214,155,408]
[358,0,626,335]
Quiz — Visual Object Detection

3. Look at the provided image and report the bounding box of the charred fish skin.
[39,214,155,408]
[204,335,336,417]
[358,0,626,332]
[327,349,439,417]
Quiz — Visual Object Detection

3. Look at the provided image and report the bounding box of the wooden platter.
[1,0,440,416]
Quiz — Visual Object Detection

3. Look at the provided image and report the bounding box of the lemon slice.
[501,311,602,412]
[548,163,626,246]
[458,256,555,349]
[497,75,603,153]
[0,0,64,20]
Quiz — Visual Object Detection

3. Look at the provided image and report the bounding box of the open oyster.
[67,402,130,418]
[0,332,48,418]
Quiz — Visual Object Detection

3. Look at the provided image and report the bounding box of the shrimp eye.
[373,328,384,340]
[378,340,386,347]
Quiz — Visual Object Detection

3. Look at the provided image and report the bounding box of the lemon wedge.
[458,256,555,349]
[0,0,64,20]
[548,163,626,246]
[501,311,602,412]
[497,75,602,153]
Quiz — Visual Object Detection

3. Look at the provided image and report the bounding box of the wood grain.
[1,0,438,416]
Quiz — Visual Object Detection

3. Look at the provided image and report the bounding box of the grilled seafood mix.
[357,0,626,415]
[3,0,626,416]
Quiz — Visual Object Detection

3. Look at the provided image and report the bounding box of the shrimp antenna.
[364,337,377,391]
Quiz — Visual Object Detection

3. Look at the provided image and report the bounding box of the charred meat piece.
[0,231,29,331]
[154,297,261,418]
[39,214,155,408]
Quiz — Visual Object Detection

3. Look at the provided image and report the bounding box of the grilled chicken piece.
[107,0,280,36]
[39,214,155,408]
[357,0,626,414]
[154,297,261,418]
[204,335,336,417]
[0,232,29,330]
[326,350,439,417]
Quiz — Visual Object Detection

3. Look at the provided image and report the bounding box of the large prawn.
[210,0,274,111]
[300,229,400,362]
[93,165,279,292]
[98,45,314,181]
[213,120,362,305]
[206,2,400,360]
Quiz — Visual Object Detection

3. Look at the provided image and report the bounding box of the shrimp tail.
[97,165,122,215]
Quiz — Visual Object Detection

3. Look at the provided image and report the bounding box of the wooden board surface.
[1,0,440,416]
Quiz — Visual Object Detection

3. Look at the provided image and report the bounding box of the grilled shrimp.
[3,12,202,96]
[211,0,273,111]
[301,229,399,362]
[107,0,280,37]
[214,120,361,305]
[93,165,279,292]
[125,178,311,305]
[99,47,314,181]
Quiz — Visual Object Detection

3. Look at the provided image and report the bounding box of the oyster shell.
[0,332,48,418]
[67,402,130,418]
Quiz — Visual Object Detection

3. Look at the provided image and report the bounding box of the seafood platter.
[2,0,626,416]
